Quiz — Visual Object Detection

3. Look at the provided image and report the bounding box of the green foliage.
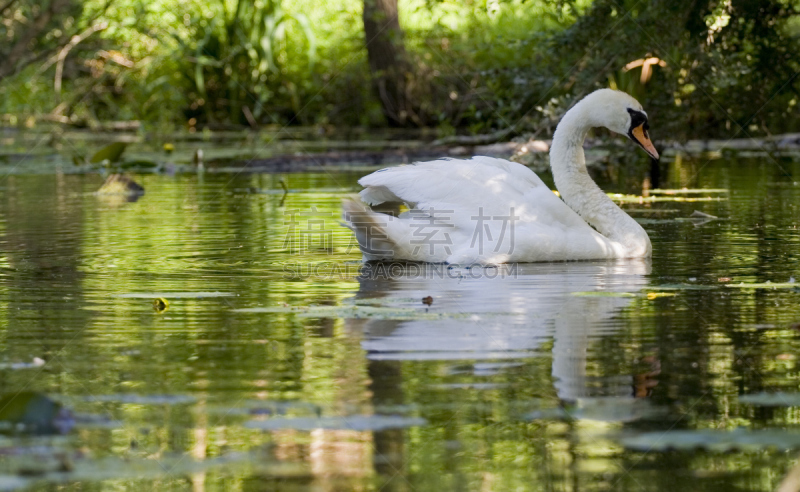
[170,0,316,125]
[0,1,84,79]
[534,0,800,138]
[1,0,800,139]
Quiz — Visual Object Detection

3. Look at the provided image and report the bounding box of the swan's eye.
[626,108,648,131]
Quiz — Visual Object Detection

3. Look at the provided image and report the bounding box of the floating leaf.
[89,142,127,164]
[739,392,800,406]
[649,188,729,194]
[85,394,196,405]
[725,282,799,289]
[608,193,727,203]
[650,284,718,291]
[232,304,487,320]
[351,297,422,306]
[206,400,322,417]
[116,292,235,299]
[0,449,305,487]
[0,358,45,370]
[571,291,637,298]
[429,383,510,390]
[646,292,677,299]
[0,392,74,435]
[525,397,663,423]
[245,415,426,431]
[621,429,800,452]
[118,159,158,169]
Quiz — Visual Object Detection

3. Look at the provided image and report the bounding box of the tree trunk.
[362,0,419,127]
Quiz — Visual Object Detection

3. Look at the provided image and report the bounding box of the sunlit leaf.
[89,142,127,164]
[646,292,677,299]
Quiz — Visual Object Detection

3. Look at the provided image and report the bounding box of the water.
[0,156,799,490]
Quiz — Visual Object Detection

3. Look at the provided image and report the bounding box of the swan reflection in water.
[349,259,654,403]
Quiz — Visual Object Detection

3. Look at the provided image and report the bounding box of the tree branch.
[0,0,73,81]
[44,21,109,101]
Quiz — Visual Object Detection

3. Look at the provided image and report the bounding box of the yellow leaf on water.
[647,292,677,300]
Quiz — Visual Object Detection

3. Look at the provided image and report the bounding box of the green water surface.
[0,156,799,491]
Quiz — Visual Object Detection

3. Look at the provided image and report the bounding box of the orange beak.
[631,124,659,160]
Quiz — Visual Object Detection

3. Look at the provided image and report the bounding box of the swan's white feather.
[347,156,623,264]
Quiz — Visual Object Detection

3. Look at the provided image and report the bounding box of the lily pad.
[0,449,305,487]
[232,304,488,320]
[206,400,322,417]
[429,383,511,390]
[118,159,159,169]
[234,305,416,315]
[0,358,45,370]
[649,284,718,291]
[724,282,799,289]
[620,429,800,452]
[115,292,235,299]
[571,291,638,298]
[85,394,196,405]
[245,415,427,431]
[608,193,727,203]
[739,392,800,406]
[351,297,422,306]
[649,188,729,194]
[0,392,74,435]
[524,397,663,423]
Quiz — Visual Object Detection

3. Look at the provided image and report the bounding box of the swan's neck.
[549,103,651,257]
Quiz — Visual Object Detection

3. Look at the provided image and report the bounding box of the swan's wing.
[359,156,548,210]
[349,157,620,263]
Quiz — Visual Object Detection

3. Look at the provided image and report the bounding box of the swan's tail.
[342,199,398,261]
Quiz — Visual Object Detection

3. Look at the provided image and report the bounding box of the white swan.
[343,89,659,264]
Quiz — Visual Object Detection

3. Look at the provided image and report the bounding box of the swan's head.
[583,89,659,160]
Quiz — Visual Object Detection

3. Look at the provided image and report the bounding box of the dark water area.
[0,155,800,490]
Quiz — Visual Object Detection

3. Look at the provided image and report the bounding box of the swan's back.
[360,157,546,210]
[344,156,625,264]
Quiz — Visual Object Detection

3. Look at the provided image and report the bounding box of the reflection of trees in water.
[350,260,653,489]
